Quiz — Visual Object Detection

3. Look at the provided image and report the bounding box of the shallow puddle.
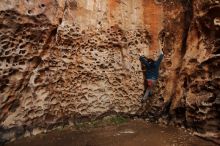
[6,120,217,146]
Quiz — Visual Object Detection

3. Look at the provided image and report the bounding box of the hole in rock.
[183,77,188,88]
[34,76,44,84]
[39,39,44,43]
[167,61,172,67]
[214,48,220,54]
[9,99,20,112]
[29,56,42,65]
[19,50,26,55]
[8,67,16,73]
[19,61,25,65]
[6,58,10,63]
[189,58,198,63]
[59,18,62,24]
[4,51,10,56]
[40,4,45,8]
[2,45,9,50]
[0,83,7,92]
[121,37,127,42]
[10,44,15,48]
[27,10,32,15]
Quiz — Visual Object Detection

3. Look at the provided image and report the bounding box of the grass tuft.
[75,115,128,130]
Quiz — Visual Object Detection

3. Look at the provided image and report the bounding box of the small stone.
[32,128,43,136]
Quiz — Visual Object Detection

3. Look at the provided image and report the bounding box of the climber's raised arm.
[139,55,149,67]
[155,49,164,66]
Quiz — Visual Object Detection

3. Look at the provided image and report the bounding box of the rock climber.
[139,49,164,102]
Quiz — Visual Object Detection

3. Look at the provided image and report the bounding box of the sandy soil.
[6,120,217,146]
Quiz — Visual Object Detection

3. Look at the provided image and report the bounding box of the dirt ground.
[6,120,217,146]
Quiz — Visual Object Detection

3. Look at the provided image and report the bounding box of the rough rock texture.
[0,0,219,144]
[164,1,220,144]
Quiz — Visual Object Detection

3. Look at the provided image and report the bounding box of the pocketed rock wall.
[173,1,220,143]
[0,0,219,144]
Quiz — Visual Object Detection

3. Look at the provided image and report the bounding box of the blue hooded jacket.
[139,53,164,80]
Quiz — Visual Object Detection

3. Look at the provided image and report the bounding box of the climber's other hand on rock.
[160,48,164,54]
[139,53,144,57]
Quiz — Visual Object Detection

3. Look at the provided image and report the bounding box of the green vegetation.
[108,115,128,125]
[75,115,129,130]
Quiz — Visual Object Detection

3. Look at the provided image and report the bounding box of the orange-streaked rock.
[0,0,219,144]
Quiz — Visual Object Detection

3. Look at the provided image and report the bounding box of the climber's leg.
[142,79,156,101]
[143,88,150,101]
[149,91,153,97]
